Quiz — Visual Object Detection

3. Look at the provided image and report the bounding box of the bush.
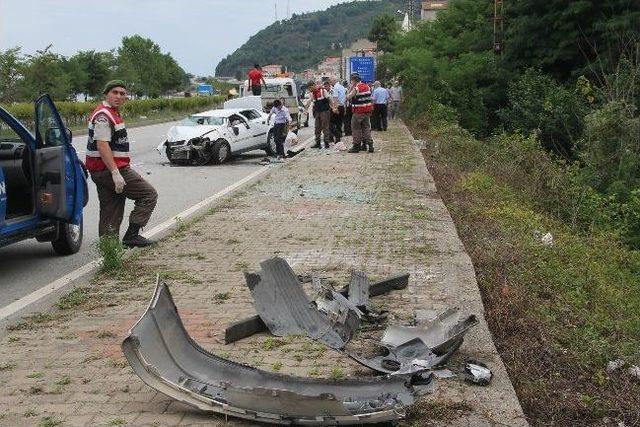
[499,69,587,157]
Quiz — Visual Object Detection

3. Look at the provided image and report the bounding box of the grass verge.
[411,120,640,426]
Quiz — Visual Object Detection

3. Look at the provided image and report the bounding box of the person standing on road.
[343,80,352,137]
[330,77,346,143]
[389,82,403,119]
[86,80,158,248]
[267,99,292,162]
[372,81,390,131]
[248,64,267,96]
[346,73,374,153]
[307,80,332,149]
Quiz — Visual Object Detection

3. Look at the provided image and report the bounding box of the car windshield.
[181,116,225,126]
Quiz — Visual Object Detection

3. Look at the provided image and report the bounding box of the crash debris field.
[0,123,527,426]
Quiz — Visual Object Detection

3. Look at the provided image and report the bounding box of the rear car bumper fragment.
[122,280,426,425]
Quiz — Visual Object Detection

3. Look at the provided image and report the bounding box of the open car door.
[34,94,84,224]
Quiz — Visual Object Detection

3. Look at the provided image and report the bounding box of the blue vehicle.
[0,94,88,255]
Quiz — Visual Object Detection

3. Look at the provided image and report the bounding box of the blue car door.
[34,94,83,224]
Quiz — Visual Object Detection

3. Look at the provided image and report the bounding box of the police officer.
[307,80,332,149]
[346,73,374,153]
[86,80,158,247]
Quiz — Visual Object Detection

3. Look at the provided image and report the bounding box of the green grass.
[38,416,62,427]
[98,234,125,274]
[56,287,89,310]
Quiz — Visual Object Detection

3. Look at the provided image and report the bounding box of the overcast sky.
[0,0,349,75]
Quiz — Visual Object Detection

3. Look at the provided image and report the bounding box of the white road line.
[0,260,101,319]
[0,135,315,321]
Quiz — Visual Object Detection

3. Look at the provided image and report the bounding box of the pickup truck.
[0,94,88,255]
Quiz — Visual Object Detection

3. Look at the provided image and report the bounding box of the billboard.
[349,56,376,83]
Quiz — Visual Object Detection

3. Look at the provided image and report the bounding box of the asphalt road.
[0,120,313,310]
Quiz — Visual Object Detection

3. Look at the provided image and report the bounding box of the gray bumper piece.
[224,272,409,344]
[347,309,477,376]
[122,280,425,425]
[382,308,479,354]
[245,258,360,349]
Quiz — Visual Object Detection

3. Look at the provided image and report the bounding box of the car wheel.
[212,140,231,164]
[264,131,277,156]
[52,219,83,256]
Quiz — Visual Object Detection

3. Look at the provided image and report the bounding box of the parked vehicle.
[236,77,304,129]
[158,108,276,166]
[0,94,88,255]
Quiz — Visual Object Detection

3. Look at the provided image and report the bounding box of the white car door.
[240,109,269,149]
[227,114,254,152]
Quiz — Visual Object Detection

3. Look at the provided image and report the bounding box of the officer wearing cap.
[346,73,374,153]
[85,80,158,247]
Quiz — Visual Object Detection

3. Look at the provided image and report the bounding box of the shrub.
[499,69,587,158]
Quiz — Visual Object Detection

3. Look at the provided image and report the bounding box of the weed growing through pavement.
[213,292,231,303]
[329,367,344,380]
[108,418,127,426]
[0,363,16,371]
[56,287,89,310]
[23,408,38,418]
[272,362,283,371]
[26,372,44,379]
[98,234,125,274]
[39,416,63,427]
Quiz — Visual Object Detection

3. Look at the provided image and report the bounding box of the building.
[341,38,378,80]
[421,1,448,21]
[317,56,341,79]
[262,64,283,77]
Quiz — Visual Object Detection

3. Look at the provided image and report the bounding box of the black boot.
[312,140,321,148]
[347,144,361,153]
[122,224,156,248]
[368,142,374,153]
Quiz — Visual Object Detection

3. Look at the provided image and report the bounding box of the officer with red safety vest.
[346,73,374,153]
[307,80,333,149]
[86,80,157,247]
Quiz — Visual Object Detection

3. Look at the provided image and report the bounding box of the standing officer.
[307,80,332,149]
[329,77,346,143]
[86,80,158,247]
[346,73,374,153]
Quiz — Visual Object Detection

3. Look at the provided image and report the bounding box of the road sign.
[349,57,376,83]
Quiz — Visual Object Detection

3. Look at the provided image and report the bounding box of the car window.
[36,100,66,148]
[240,110,260,120]
[0,121,24,144]
[0,121,26,161]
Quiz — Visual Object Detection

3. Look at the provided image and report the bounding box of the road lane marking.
[0,136,315,321]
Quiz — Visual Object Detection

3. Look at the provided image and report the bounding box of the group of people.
[305,74,402,153]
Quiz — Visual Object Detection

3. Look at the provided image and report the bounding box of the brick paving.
[0,121,527,426]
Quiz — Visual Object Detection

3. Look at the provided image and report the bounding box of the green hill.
[215,0,404,78]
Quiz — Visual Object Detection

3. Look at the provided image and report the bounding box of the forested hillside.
[215,0,404,77]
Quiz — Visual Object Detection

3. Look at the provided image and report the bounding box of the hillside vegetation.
[215,0,404,77]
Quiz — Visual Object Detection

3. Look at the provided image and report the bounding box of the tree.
[0,47,23,103]
[504,0,640,80]
[67,50,115,99]
[116,35,187,97]
[368,13,401,53]
[19,45,72,101]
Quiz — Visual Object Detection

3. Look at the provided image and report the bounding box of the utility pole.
[274,1,278,21]
[407,0,415,21]
[494,0,504,54]
[287,0,290,19]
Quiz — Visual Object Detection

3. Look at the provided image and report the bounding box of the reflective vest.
[86,102,130,172]
[352,82,373,115]
[312,87,331,112]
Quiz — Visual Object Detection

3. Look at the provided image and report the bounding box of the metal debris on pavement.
[224,270,409,344]
[122,280,431,425]
[462,359,493,386]
[244,257,360,349]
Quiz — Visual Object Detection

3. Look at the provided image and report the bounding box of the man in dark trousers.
[347,73,374,153]
[248,64,267,96]
[372,81,390,131]
[86,80,157,247]
[267,99,292,162]
[307,80,332,149]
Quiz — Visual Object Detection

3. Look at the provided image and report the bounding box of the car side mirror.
[66,127,72,141]
[232,126,239,136]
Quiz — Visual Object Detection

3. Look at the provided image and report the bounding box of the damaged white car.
[158,108,276,166]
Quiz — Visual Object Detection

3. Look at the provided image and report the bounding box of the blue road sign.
[349,57,376,83]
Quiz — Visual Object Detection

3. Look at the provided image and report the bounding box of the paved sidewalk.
[0,121,527,426]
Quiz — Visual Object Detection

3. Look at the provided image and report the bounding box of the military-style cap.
[103,80,127,94]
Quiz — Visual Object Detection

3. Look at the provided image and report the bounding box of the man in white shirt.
[389,83,403,119]
[372,81,390,131]
[330,77,346,143]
